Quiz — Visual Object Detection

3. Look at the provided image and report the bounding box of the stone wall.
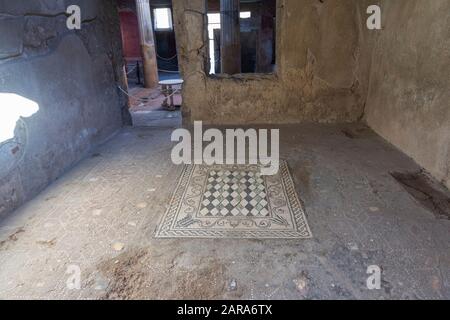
[173,0,449,188]
[0,0,130,217]
[358,0,450,189]
[173,0,366,125]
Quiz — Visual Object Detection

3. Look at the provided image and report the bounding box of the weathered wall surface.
[0,0,130,217]
[173,0,366,124]
[360,0,450,189]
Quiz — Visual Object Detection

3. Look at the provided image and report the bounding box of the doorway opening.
[117,0,182,127]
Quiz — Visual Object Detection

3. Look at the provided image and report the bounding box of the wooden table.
[159,79,184,111]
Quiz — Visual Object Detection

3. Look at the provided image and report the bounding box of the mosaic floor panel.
[156,161,312,239]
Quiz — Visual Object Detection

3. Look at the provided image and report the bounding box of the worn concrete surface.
[173,0,366,124]
[0,123,448,300]
[0,0,130,217]
[357,0,450,190]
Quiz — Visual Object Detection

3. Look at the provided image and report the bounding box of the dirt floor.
[0,122,448,299]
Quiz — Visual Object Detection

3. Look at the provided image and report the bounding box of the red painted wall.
[119,10,142,60]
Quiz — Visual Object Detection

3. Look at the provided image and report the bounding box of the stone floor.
[0,122,449,299]
[128,86,182,128]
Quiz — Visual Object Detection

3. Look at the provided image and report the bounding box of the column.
[135,0,159,88]
[256,0,276,73]
[220,0,241,74]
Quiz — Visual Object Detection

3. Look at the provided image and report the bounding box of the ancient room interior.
[0,0,449,300]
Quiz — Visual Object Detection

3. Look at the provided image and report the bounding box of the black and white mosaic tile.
[156,161,312,239]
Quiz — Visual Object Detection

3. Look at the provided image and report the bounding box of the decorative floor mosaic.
[156,161,312,239]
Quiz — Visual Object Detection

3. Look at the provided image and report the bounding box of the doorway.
[117,0,182,127]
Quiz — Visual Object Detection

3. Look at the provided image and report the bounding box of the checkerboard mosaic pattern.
[156,161,312,239]
[199,170,269,217]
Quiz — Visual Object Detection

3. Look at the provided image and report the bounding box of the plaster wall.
[0,0,130,217]
[359,0,450,188]
[173,0,366,124]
